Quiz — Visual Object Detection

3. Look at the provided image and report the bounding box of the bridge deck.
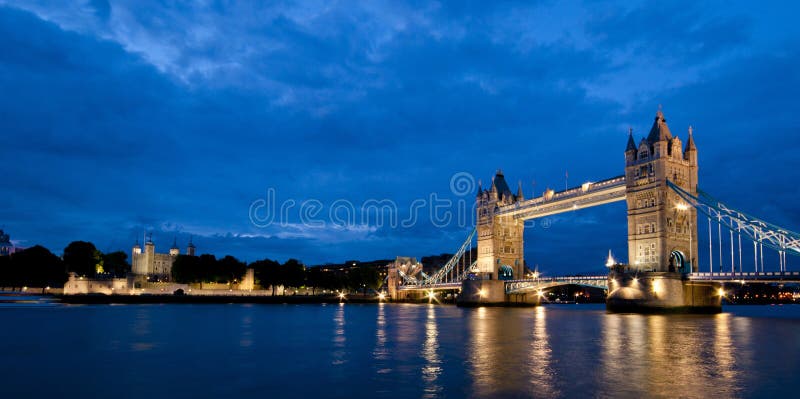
[688,271,800,283]
[398,282,461,291]
[398,271,800,293]
[497,175,626,220]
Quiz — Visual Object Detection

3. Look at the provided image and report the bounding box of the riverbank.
[56,294,387,305]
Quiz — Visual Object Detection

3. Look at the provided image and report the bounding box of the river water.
[1,300,798,398]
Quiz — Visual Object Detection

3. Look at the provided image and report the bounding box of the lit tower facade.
[476,170,525,280]
[170,238,180,256]
[186,236,196,256]
[625,109,699,272]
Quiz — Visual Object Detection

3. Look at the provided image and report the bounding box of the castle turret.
[647,108,673,158]
[170,237,179,256]
[0,230,13,256]
[186,236,196,257]
[144,233,154,254]
[625,127,637,163]
[131,238,144,275]
[684,125,698,165]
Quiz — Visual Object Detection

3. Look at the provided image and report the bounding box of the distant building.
[0,229,17,256]
[63,272,134,295]
[131,235,196,281]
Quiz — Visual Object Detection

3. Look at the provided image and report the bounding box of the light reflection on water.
[0,302,799,398]
[422,305,442,398]
[529,306,558,398]
[332,303,347,366]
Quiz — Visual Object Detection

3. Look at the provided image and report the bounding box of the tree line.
[1,240,385,294]
[0,241,129,288]
[173,255,385,294]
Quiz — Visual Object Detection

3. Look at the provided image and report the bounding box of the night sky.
[2,1,799,274]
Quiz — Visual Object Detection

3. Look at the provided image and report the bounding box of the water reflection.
[713,314,737,381]
[469,307,494,397]
[421,304,442,398]
[600,312,746,398]
[529,306,558,397]
[332,303,347,366]
[131,308,154,352]
[469,307,537,397]
[373,303,392,375]
[239,313,253,348]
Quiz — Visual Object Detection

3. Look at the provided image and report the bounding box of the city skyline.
[2,2,800,273]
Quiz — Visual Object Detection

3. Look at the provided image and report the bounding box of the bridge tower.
[476,170,525,280]
[625,109,699,272]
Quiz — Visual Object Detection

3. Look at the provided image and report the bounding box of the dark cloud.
[1,2,799,272]
[586,2,752,64]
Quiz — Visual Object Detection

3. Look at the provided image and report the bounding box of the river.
[1,300,798,398]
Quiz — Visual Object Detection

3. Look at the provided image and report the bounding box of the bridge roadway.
[688,271,800,282]
[397,271,800,294]
[397,275,609,293]
[497,175,627,220]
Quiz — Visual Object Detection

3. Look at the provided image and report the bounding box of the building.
[624,109,698,272]
[131,235,195,281]
[0,229,16,256]
[63,272,134,295]
[475,170,526,280]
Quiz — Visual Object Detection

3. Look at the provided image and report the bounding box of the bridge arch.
[669,250,686,273]
[498,265,514,280]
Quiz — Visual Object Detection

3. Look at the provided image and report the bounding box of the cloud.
[0,1,799,272]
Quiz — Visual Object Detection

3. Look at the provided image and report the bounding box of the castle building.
[625,109,698,272]
[131,235,196,281]
[0,229,16,256]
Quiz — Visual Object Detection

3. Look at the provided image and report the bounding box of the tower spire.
[685,125,697,151]
[647,105,672,143]
[626,126,636,151]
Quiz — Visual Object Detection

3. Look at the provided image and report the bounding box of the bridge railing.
[397,228,476,287]
[397,282,461,291]
[497,175,626,219]
[505,276,608,293]
[668,180,800,274]
[689,271,800,281]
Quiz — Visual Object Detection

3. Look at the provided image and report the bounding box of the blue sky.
[1,1,799,274]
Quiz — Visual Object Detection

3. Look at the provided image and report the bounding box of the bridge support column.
[457,279,540,307]
[606,271,720,313]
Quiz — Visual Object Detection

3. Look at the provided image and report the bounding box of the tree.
[63,241,101,277]
[282,259,305,293]
[171,254,201,283]
[0,253,17,288]
[250,258,281,295]
[347,265,382,295]
[306,266,345,295]
[173,254,245,285]
[306,267,323,295]
[218,255,246,284]
[102,251,130,277]
[9,245,66,288]
[198,254,218,285]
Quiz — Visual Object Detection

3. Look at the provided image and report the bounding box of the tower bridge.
[390,109,800,312]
